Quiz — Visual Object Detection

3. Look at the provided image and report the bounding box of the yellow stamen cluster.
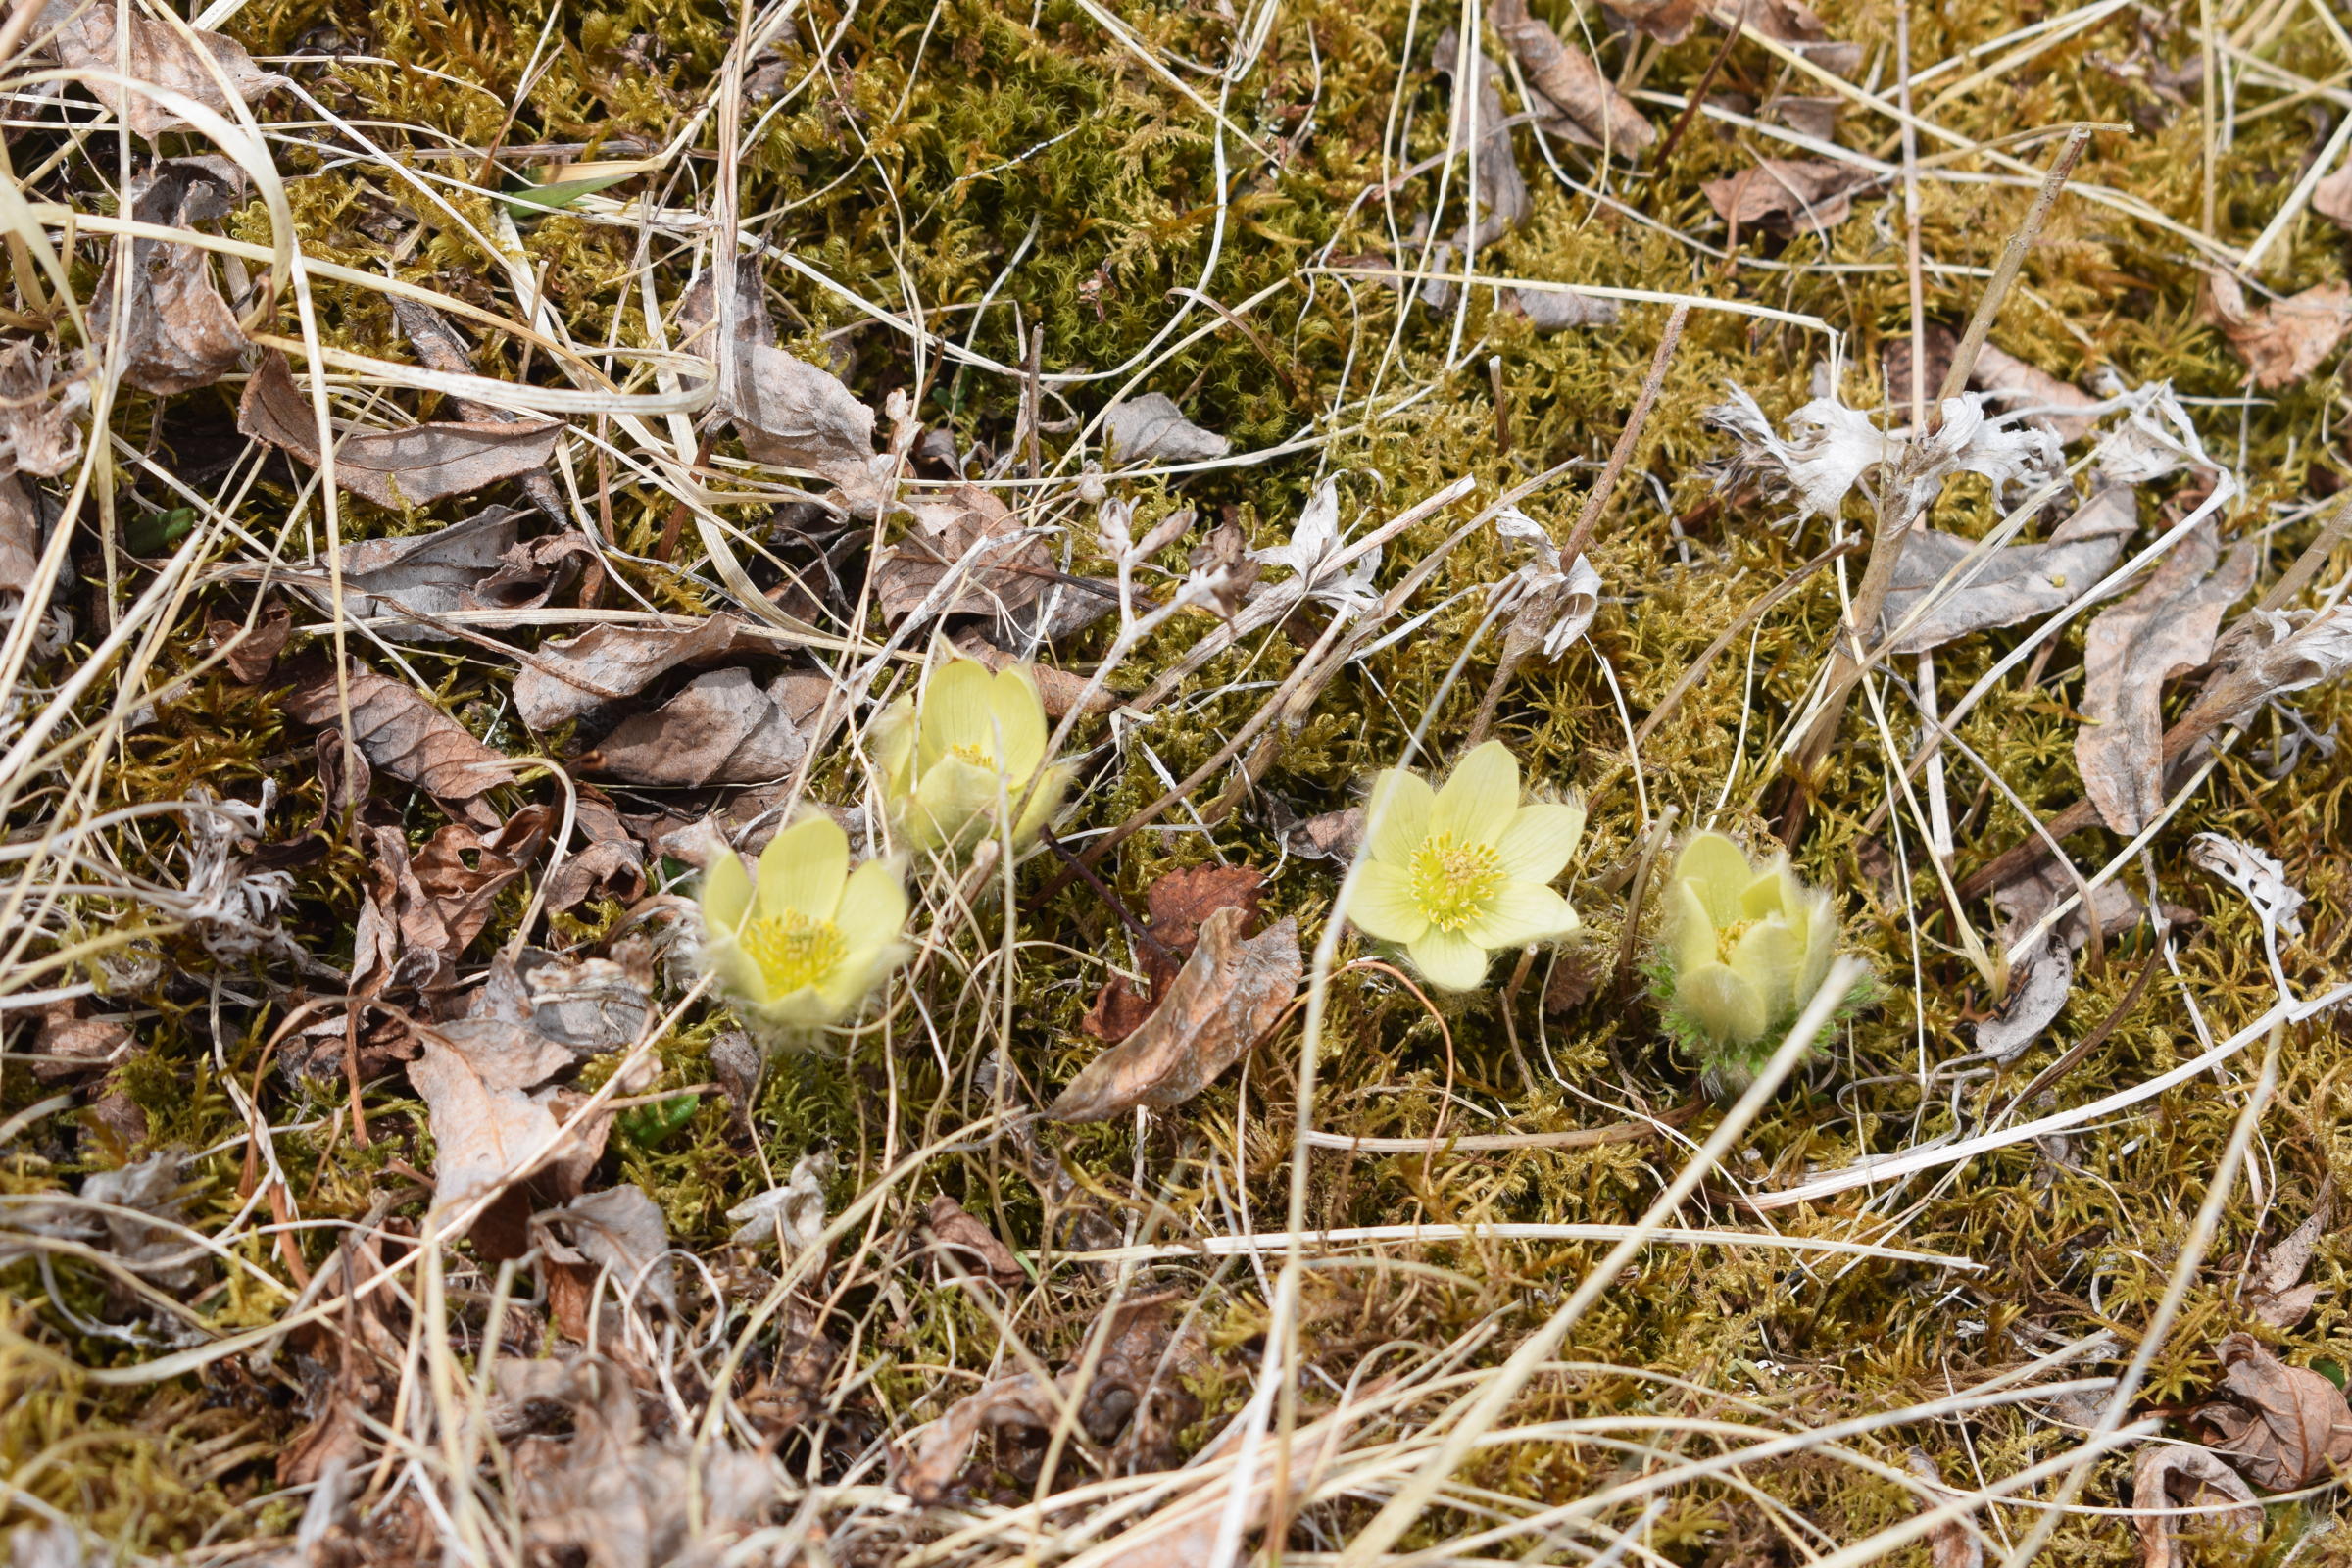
[1407,833,1505,933]
[740,911,850,998]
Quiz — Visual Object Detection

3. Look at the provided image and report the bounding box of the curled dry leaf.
[0,477,40,584]
[500,1357,770,1568]
[1052,906,1300,1122]
[583,666,830,787]
[206,598,291,684]
[1507,288,1619,331]
[1277,803,1363,863]
[2077,522,2256,833]
[2187,604,2352,740]
[1704,0,1862,74]
[923,1194,1025,1286]
[539,1184,677,1317]
[719,340,885,507]
[26,1001,132,1083]
[2205,271,2352,389]
[1084,864,1268,1042]
[1103,392,1231,466]
[874,483,1050,624]
[1604,0,1703,40]
[1490,0,1652,155]
[354,814,550,994]
[1975,863,2143,1060]
[541,788,647,913]
[285,661,518,802]
[1903,1449,1984,1568]
[2316,161,2352,231]
[1881,485,2135,655]
[1973,343,2102,444]
[90,158,245,395]
[238,352,564,510]
[514,614,761,729]
[0,342,89,478]
[2246,1182,2332,1328]
[1703,159,1869,238]
[308,505,519,639]
[1434,31,1529,246]
[2194,1331,2352,1490]
[2132,1445,2259,1568]
[730,1150,833,1250]
[42,0,287,138]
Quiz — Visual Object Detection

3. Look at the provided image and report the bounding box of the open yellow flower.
[699,814,908,1029]
[874,658,1072,855]
[1344,740,1585,991]
[1654,831,1847,1088]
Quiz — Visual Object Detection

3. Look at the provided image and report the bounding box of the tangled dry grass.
[8,0,2352,1563]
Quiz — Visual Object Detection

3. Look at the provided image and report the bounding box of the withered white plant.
[1705,385,2065,526]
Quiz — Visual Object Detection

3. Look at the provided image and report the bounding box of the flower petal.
[1494,801,1585,883]
[1430,740,1520,844]
[1676,961,1768,1047]
[701,852,753,936]
[1346,861,1430,943]
[1010,762,1074,849]
[834,858,909,952]
[1463,881,1577,949]
[1740,859,1794,922]
[915,757,1004,848]
[1674,831,1753,927]
[872,696,917,797]
[989,666,1051,776]
[1667,878,1720,974]
[1364,769,1434,863]
[1728,915,1800,1022]
[918,659,998,768]
[757,814,849,919]
[1407,927,1492,992]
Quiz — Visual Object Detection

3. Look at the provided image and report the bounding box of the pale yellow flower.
[874,658,1071,855]
[1344,740,1585,992]
[1655,831,1842,1079]
[699,815,908,1029]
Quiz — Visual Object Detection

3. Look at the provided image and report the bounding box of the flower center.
[948,739,1000,769]
[740,909,849,995]
[1407,832,1504,933]
[1714,916,1757,964]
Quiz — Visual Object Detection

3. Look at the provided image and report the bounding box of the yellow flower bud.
[875,658,1072,856]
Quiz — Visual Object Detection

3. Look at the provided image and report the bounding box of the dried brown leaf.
[2316,162,2352,231]
[43,0,287,138]
[1187,514,1260,617]
[583,666,828,786]
[2077,521,2256,833]
[720,341,881,500]
[1083,864,1267,1042]
[1435,31,1529,243]
[874,482,1049,624]
[407,1037,566,1205]
[1882,485,2135,655]
[2206,272,2352,389]
[514,615,761,729]
[27,1001,131,1083]
[1974,343,2101,444]
[2195,1332,2352,1490]
[90,158,245,394]
[901,1373,1064,1503]
[1104,393,1230,466]
[238,352,563,510]
[0,343,88,478]
[923,1194,1025,1286]
[1706,0,1861,74]
[2132,1445,2259,1568]
[1491,0,1653,154]
[541,788,647,913]
[501,1357,770,1568]
[1052,907,1299,1121]
[0,476,43,585]
[539,1185,677,1317]
[206,598,290,683]
[1903,1449,1984,1568]
[1703,159,1868,237]
[307,505,519,639]
[285,661,518,801]
[2248,1183,2332,1328]
[1603,0,1703,42]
